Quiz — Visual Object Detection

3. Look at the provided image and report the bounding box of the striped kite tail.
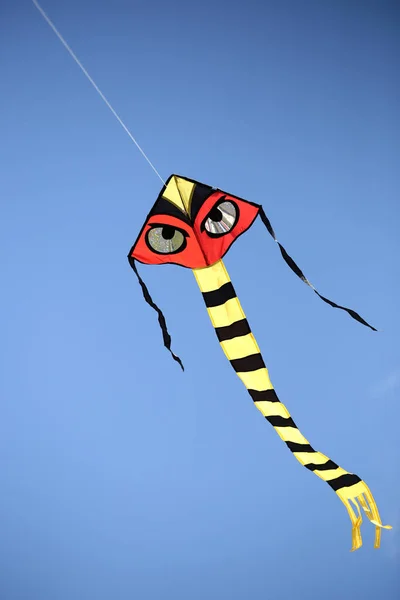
[193,259,391,551]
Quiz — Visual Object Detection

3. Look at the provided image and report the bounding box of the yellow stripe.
[237,368,273,391]
[193,260,230,292]
[274,427,309,445]
[336,481,367,500]
[294,451,330,466]
[220,333,260,360]
[255,401,290,418]
[207,297,244,328]
[314,467,348,482]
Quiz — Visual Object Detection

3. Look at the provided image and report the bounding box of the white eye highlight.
[204,201,238,236]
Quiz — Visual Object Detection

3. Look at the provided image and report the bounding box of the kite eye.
[202,199,239,237]
[146,225,188,255]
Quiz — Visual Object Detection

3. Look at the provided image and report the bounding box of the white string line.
[32,0,165,185]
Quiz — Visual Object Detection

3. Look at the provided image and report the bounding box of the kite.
[129,174,391,551]
[30,0,392,555]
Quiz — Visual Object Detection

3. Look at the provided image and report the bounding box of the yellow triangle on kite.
[162,176,195,214]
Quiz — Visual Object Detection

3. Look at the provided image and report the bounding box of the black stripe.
[248,389,280,403]
[278,242,307,281]
[327,473,362,491]
[148,196,192,225]
[258,205,276,238]
[129,258,184,371]
[305,460,339,472]
[188,181,214,221]
[202,282,236,308]
[230,353,265,373]
[314,290,377,331]
[266,415,297,428]
[286,442,315,453]
[258,206,377,332]
[215,319,251,342]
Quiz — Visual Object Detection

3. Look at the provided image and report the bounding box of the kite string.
[31,0,165,186]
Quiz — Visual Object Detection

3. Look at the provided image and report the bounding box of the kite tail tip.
[370,519,393,550]
[350,519,363,552]
[172,352,185,372]
[338,483,392,551]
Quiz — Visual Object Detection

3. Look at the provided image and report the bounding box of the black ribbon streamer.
[258,207,377,331]
[129,258,184,370]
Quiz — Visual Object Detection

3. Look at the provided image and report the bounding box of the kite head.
[129,175,260,269]
[128,174,376,370]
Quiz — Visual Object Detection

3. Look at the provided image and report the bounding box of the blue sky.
[1,0,399,598]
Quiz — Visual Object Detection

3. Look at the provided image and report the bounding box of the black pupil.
[162,226,175,240]
[208,206,223,222]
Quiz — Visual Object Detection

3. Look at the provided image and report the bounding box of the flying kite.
[31,0,392,553]
[128,174,391,551]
